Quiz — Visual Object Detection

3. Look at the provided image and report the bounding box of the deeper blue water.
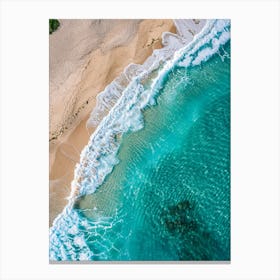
[50,20,230,261]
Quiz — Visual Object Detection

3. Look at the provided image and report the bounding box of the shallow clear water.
[72,41,230,261]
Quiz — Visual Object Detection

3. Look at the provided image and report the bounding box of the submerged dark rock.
[162,199,197,234]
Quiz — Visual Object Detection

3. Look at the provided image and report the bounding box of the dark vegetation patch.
[49,19,60,34]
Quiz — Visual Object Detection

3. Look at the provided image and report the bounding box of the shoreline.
[85,19,206,131]
[49,19,177,226]
[49,19,206,227]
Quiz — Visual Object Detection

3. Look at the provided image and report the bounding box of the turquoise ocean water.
[50,19,230,261]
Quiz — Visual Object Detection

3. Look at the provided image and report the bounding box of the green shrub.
[49,19,60,35]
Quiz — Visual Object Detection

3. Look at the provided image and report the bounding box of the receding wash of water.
[49,19,230,261]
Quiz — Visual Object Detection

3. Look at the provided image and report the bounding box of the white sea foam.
[86,20,206,130]
[49,19,231,261]
[50,207,94,260]
[80,19,231,198]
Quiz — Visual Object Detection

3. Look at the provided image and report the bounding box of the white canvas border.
[0,0,279,279]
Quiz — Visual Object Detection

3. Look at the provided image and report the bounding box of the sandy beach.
[49,19,177,226]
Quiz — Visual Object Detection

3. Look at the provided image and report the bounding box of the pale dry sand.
[49,19,176,226]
